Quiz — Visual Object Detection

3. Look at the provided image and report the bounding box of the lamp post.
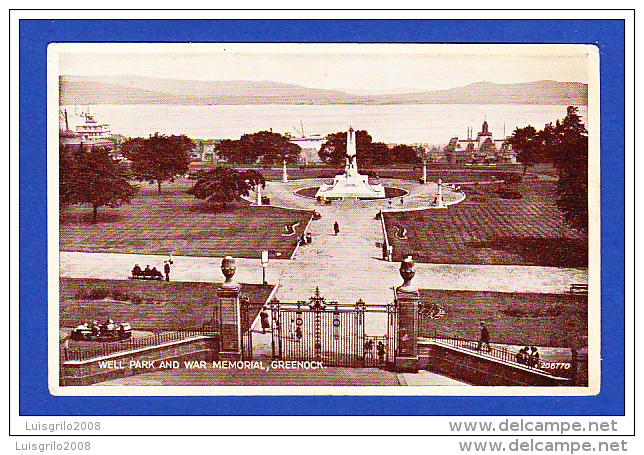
[261,250,269,284]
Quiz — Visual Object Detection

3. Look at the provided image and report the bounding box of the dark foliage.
[318,129,375,165]
[60,144,136,223]
[120,133,193,193]
[548,107,589,232]
[508,125,540,174]
[215,131,301,165]
[188,166,265,205]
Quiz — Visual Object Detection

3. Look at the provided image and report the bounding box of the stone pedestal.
[436,178,446,208]
[217,256,242,360]
[282,160,288,183]
[394,256,420,372]
[315,123,385,199]
[256,184,262,206]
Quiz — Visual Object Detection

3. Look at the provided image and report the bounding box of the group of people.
[418,302,443,319]
[131,257,173,281]
[363,339,387,363]
[387,197,405,207]
[516,346,541,368]
[298,233,313,246]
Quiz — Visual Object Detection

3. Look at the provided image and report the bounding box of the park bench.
[129,271,163,281]
[568,283,588,294]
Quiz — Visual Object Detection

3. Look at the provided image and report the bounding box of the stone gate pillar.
[217,256,242,361]
[394,256,420,372]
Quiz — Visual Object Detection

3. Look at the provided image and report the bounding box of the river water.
[62,103,588,145]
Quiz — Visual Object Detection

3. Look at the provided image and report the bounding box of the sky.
[57,44,592,95]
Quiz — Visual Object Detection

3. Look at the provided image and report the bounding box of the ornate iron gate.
[270,288,397,368]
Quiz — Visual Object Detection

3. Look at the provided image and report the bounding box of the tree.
[318,130,375,165]
[547,106,588,232]
[391,144,422,164]
[121,133,193,193]
[508,125,540,174]
[60,144,136,223]
[443,138,459,164]
[216,131,301,165]
[188,166,266,205]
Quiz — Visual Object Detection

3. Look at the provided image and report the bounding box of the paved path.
[92,365,467,387]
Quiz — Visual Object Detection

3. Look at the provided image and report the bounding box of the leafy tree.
[391,144,422,164]
[547,106,588,232]
[188,166,266,206]
[508,125,540,174]
[60,144,136,223]
[318,130,375,165]
[370,142,392,165]
[216,131,301,165]
[443,138,458,164]
[121,133,193,193]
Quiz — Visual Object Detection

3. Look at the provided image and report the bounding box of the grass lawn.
[384,181,587,267]
[60,179,313,259]
[59,277,274,331]
[418,289,587,348]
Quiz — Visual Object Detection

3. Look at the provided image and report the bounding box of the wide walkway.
[93,365,466,387]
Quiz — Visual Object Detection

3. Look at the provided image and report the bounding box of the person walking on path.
[333,221,340,236]
[477,320,491,352]
[164,261,171,282]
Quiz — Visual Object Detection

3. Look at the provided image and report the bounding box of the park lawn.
[384,181,587,267]
[60,179,313,259]
[418,289,588,348]
[59,277,274,331]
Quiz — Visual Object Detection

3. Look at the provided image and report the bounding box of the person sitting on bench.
[144,265,152,277]
[132,264,142,277]
[151,267,161,278]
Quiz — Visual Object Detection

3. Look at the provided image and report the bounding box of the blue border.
[19,19,625,416]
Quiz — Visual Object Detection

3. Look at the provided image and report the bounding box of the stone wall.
[60,336,219,386]
[418,340,571,386]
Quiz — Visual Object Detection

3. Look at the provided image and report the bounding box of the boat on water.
[73,110,112,142]
[60,108,111,139]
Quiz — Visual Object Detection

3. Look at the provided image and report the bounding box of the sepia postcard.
[49,42,600,396]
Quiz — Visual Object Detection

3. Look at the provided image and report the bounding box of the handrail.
[425,331,543,370]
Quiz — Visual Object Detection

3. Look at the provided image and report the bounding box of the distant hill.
[60,75,587,106]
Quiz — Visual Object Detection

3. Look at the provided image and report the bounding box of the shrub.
[502,304,530,317]
[496,188,522,199]
[87,288,110,300]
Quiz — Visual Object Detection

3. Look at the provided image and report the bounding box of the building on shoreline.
[444,120,517,165]
[190,139,221,161]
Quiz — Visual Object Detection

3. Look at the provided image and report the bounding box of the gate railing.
[61,327,219,362]
[269,288,397,368]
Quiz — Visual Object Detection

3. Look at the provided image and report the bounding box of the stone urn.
[398,255,417,293]
[220,255,238,289]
